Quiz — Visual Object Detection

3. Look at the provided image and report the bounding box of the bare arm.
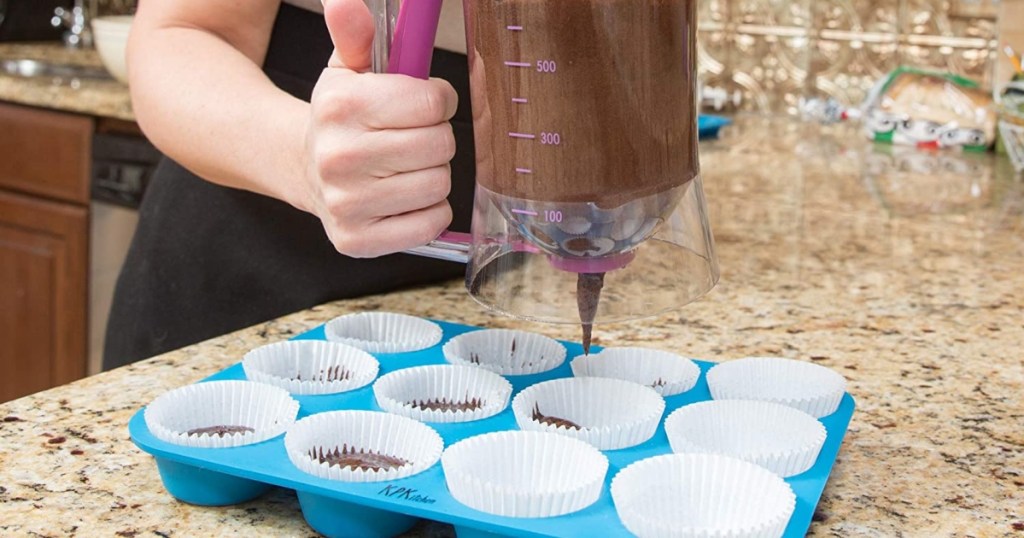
[128,0,458,257]
[128,0,309,208]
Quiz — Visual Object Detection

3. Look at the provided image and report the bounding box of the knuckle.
[315,142,361,179]
[423,167,451,201]
[437,80,458,119]
[424,203,452,239]
[420,85,448,122]
[313,85,364,123]
[312,144,333,177]
[323,187,350,213]
[333,228,375,258]
[436,125,457,161]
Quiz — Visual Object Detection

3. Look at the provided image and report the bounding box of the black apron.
[103,4,475,369]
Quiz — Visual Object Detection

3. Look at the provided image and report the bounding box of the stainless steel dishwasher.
[89,131,160,374]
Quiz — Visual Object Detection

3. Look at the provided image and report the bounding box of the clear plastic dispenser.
[371,0,719,330]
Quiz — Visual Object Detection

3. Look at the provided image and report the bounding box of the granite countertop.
[1,117,1022,537]
[0,42,133,120]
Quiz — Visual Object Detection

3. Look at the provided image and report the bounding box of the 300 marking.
[540,132,561,145]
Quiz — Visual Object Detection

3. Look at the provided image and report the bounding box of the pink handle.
[378,0,464,262]
[387,0,444,79]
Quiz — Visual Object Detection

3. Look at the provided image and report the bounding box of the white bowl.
[91,15,133,84]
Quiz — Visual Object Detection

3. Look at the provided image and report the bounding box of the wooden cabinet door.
[0,103,92,204]
[0,190,87,402]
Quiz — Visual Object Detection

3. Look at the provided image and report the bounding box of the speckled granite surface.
[0,43,133,120]
[1,117,1022,537]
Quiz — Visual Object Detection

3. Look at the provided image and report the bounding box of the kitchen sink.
[0,58,112,80]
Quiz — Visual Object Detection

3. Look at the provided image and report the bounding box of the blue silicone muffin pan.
[129,319,855,538]
[698,114,731,139]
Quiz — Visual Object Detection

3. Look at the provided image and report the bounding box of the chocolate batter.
[531,403,581,430]
[576,273,605,354]
[465,0,698,206]
[309,444,409,472]
[296,365,351,382]
[409,397,485,412]
[186,425,254,438]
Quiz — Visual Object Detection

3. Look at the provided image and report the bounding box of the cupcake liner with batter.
[443,329,566,376]
[285,410,443,483]
[570,346,700,396]
[512,377,665,450]
[144,380,299,448]
[373,364,512,423]
[243,340,379,395]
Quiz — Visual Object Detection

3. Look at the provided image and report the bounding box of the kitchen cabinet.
[0,102,91,402]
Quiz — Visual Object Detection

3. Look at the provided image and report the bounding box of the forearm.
[128,0,459,258]
[128,20,312,211]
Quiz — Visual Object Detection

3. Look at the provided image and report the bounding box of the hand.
[302,0,457,258]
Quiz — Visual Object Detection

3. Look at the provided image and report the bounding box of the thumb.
[323,0,374,71]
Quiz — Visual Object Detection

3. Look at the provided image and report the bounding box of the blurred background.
[48,0,1024,110]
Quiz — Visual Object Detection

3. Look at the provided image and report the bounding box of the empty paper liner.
[441,430,608,518]
[373,364,512,423]
[664,400,827,477]
[707,357,847,418]
[242,339,379,395]
[512,376,665,450]
[285,410,443,483]
[611,453,796,538]
[571,346,701,396]
[325,311,442,353]
[443,328,566,375]
[144,380,298,449]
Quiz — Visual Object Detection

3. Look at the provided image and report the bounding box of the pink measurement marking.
[511,208,538,216]
[512,98,528,104]
[504,61,532,68]
[508,132,536,139]
[515,168,532,174]
[507,25,523,31]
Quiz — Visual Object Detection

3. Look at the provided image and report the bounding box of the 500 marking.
[536,60,557,73]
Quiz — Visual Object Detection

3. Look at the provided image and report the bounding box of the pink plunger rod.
[387,0,444,79]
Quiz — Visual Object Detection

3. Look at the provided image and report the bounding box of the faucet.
[51,0,93,48]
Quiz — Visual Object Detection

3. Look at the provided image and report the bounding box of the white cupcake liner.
[442,329,566,376]
[570,347,701,396]
[373,365,513,423]
[441,430,608,518]
[144,380,299,448]
[664,400,827,477]
[511,377,665,450]
[284,410,443,483]
[242,340,380,395]
[706,357,847,418]
[324,312,442,353]
[611,453,796,538]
